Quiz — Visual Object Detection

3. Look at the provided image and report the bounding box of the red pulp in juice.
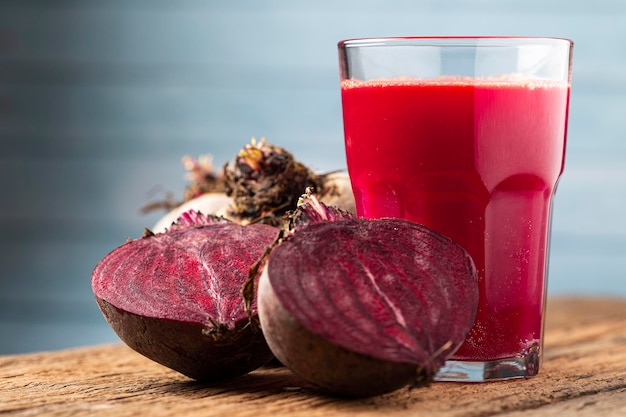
[341,79,569,360]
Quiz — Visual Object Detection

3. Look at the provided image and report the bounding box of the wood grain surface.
[1,297,625,416]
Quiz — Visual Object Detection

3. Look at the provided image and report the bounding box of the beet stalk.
[257,192,479,397]
[91,211,280,382]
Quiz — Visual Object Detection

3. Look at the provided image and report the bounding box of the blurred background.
[1,0,624,354]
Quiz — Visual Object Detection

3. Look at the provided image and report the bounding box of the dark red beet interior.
[92,222,279,328]
[266,218,478,367]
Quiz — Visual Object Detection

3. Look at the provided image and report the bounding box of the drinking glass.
[338,37,573,381]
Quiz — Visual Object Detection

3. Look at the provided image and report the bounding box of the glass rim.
[338,36,573,49]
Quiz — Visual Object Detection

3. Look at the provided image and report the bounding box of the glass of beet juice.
[338,37,573,382]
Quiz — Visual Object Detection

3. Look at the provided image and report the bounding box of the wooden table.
[1,297,625,416]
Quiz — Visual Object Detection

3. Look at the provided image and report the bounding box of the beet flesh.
[92,213,279,382]
[258,218,479,397]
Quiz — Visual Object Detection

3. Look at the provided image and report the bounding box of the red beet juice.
[341,78,569,361]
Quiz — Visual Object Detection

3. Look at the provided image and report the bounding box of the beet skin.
[92,212,279,382]
[258,217,479,397]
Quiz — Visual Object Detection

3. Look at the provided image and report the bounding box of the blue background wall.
[1,0,625,354]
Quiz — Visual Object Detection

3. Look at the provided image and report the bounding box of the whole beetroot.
[257,194,479,397]
[92,211,279,382]
[147,138,356,233]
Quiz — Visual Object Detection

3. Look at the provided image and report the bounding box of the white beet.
[152,193,233,233]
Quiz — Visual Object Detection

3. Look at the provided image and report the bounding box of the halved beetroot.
[257,197,479,396]
[92,211,279,382]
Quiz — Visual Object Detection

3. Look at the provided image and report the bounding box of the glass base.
[434,345,541,382]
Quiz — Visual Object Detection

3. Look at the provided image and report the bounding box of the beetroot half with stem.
[257,196,479,397]
[91,211,280,382]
